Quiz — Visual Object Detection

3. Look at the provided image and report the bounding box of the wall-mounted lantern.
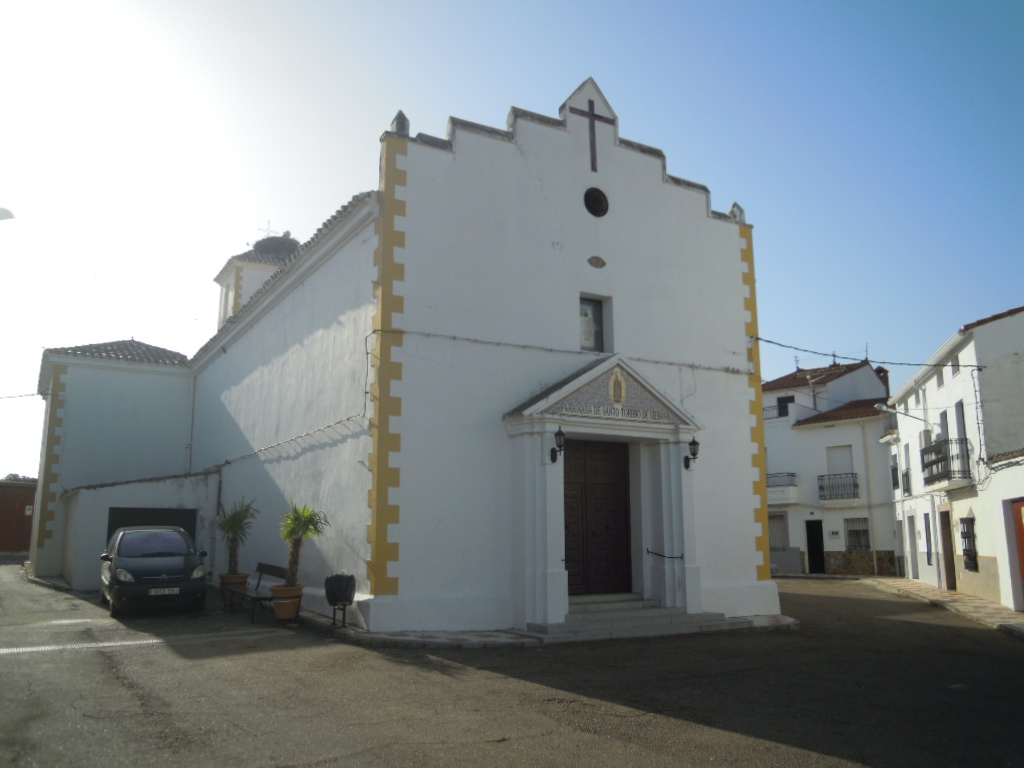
[684,437,700,469]
[550,427,566,464]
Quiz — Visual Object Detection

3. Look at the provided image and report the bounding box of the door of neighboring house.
[906,515,920,579]
[924,513,933,566]
[564,440,631,595]
[1014,500,1024,596]
[806,520,825,574]
[939,510,957,591]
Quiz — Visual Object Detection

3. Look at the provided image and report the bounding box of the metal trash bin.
[324,573,356,627]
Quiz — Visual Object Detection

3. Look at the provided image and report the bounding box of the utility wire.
[754,337,983,371]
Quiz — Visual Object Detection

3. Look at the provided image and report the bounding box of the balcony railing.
[767,472,797,487]
[818,473,859,500]
[921,438,971,486]
[763,405,780,420]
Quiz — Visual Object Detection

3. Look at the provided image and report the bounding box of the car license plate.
[148,587,180,596]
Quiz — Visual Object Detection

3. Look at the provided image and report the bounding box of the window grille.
[768,515,788,551]
[844,517,870,551]
[960,518,978,572]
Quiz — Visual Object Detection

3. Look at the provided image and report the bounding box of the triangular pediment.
[509,356,695,428]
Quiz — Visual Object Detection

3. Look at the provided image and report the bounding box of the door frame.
[564,439,632,596]
[503,356,702,628]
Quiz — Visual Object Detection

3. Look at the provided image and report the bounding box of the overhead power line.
[754,337,983,371]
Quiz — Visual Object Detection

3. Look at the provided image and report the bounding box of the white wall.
[51,361,193,492]
[369,82,778,627]
[975,312,1024,458]
[190,202,379,614]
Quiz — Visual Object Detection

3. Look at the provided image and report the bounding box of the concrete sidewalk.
[864,576,1024,642]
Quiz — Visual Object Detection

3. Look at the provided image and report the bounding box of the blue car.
[99,526,207,617]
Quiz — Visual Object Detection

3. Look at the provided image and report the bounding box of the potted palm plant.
[270,502,330,621]
[216,498,259,605]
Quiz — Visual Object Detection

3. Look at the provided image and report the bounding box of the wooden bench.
[225,563,289,623]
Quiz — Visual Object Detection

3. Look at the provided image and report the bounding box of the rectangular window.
[768,515,789,551]
[935,368,944,388]
[844,518,870,551]
[960,518,978,572]
[924,513,933,565]
[951,355,960,376]
[777,396,795,417]
[580,298,605,352]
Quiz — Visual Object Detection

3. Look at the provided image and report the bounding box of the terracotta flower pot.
[218,572,249,610]
[269,584,305,622]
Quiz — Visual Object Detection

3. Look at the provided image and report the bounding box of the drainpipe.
[209,467,223,578]
[860,421,879,575]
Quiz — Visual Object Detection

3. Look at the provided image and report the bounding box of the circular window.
[584,187,609,217]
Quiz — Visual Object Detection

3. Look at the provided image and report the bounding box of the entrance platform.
[299,592,798,649]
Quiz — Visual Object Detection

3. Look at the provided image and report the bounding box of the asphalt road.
[1,559,1022,767]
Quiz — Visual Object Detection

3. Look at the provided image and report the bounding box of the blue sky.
[1,0,1021,476]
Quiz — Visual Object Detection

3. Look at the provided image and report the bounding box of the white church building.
[30,80,780,632]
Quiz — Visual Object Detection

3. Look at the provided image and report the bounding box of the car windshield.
[118,531,192,558]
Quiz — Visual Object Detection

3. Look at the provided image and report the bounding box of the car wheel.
[108,597,121,619]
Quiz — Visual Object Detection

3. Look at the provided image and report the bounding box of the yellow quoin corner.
[367,136,407,596]
[741,225,771,581]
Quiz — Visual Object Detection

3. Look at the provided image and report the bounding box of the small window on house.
[935,368,944,388]
[580,298,605,352]
[960,518,978,572]
[844,518,870,551]
[777,396,795,417]
[768,514,789,551]
[951,355,960,376]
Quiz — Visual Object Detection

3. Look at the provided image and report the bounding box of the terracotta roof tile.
[961,304,1024,333]
[45,340,188,366]
[988,446,1024,464]
[793,397,888,426]
[762,360,871,392]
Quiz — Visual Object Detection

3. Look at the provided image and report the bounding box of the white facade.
[763,361,899,575]
[30,80,781,629]
[886,306,1024,610]
[31,349,194,584]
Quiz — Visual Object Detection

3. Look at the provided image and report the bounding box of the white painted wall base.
[701,580,780,617]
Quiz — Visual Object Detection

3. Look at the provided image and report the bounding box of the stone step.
[523,613,754,643]
[564,606,694,626]
[568,594,660,614]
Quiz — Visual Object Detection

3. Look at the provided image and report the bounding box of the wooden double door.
[564,440,632,595]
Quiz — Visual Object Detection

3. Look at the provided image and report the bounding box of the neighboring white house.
[762,360,899,576]
[884,305,1024,611]
[30,79,781,632]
